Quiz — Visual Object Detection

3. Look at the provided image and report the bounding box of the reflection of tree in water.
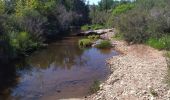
[27,37,88,69]
[0,61,19,100]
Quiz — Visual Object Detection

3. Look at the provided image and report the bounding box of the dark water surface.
[0,36,118,100]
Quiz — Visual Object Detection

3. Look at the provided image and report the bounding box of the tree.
[0,0,5,14]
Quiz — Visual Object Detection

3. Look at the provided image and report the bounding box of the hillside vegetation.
[0,0,89,58]
[88,0,170,50]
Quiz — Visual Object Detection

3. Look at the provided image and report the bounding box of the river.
[0,36,118,100]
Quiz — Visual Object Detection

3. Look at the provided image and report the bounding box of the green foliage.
[90,9,111,25]
[0,0,89,58]
[91,24,104,30]
[88,35,100,40]
[9,31,38,54]
[116,10,149,43]
[81,25,90,31]
[90,80,100,93]
[81,24,104,31]
[146,36,170,50]
[114,0,170,44]
[112,3,134,16]
[0,0,5,14]
[78,39,92,48]
[89,0,132,25]
[112,33,123,40]
[95,40,112,49]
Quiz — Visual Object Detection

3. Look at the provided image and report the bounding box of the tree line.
[87,0,170,50]
[0,0,89,59]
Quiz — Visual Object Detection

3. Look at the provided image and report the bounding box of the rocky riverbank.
[85,39,170,100]
[59,29,170,100]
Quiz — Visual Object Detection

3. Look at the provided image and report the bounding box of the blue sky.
[88,0,101,5]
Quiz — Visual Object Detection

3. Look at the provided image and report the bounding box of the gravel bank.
[86,40,170,100]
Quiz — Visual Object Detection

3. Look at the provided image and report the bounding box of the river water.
[0,36,118,100]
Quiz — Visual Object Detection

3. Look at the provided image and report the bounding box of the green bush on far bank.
[9,31,40,55]
[88,35,100,40]
[95,40,112,49]
[112,33,123,40]
[81,25,90,31]
[112,3,135,16]
[78,39,92,48]
[81,24,104,31]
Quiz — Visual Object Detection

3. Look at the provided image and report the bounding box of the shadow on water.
[0,36,118,100]
[0,61,18,100]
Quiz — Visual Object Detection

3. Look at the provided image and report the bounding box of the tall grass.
[95,40,112,49]
[81,24,104,31]
[88,35,100,40]
[78,39,92,48]
[146,36,170,50]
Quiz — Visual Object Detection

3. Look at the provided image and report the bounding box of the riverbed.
[0,36,118,100]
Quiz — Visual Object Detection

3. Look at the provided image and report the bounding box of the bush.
[95,40,112,48]
[9,31,39,54]
[146,36,170,50]
[81,25,90,31]
[112,3,135,16]
[88,35,100,40]
[81,24,104,31]
[112,33,123,40]
[114,0,170,44]
[115,10,149,43]
[78,39,92,48]
[90,10,111,25]
[91,24,104,30]
[106,3,135,28]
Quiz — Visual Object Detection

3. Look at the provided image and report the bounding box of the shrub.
[106,3,135,28]
[81,25,90,31]
[91,24,104,30]
[0,1,5,14]
[114,0,170,44]
[112,3,135,16]
[90,10,111,25]
[78,39,92,48]
[9,31,39,54]
[81,24,104,31]
[112,33,123,40]
[88,35,100,40]
[146,36,170,50]
[95,40,112,48]
[115,10,150,43]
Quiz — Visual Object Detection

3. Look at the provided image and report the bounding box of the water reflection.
[28,37,86,69]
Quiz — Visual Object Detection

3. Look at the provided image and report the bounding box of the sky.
[88,0,101,5]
